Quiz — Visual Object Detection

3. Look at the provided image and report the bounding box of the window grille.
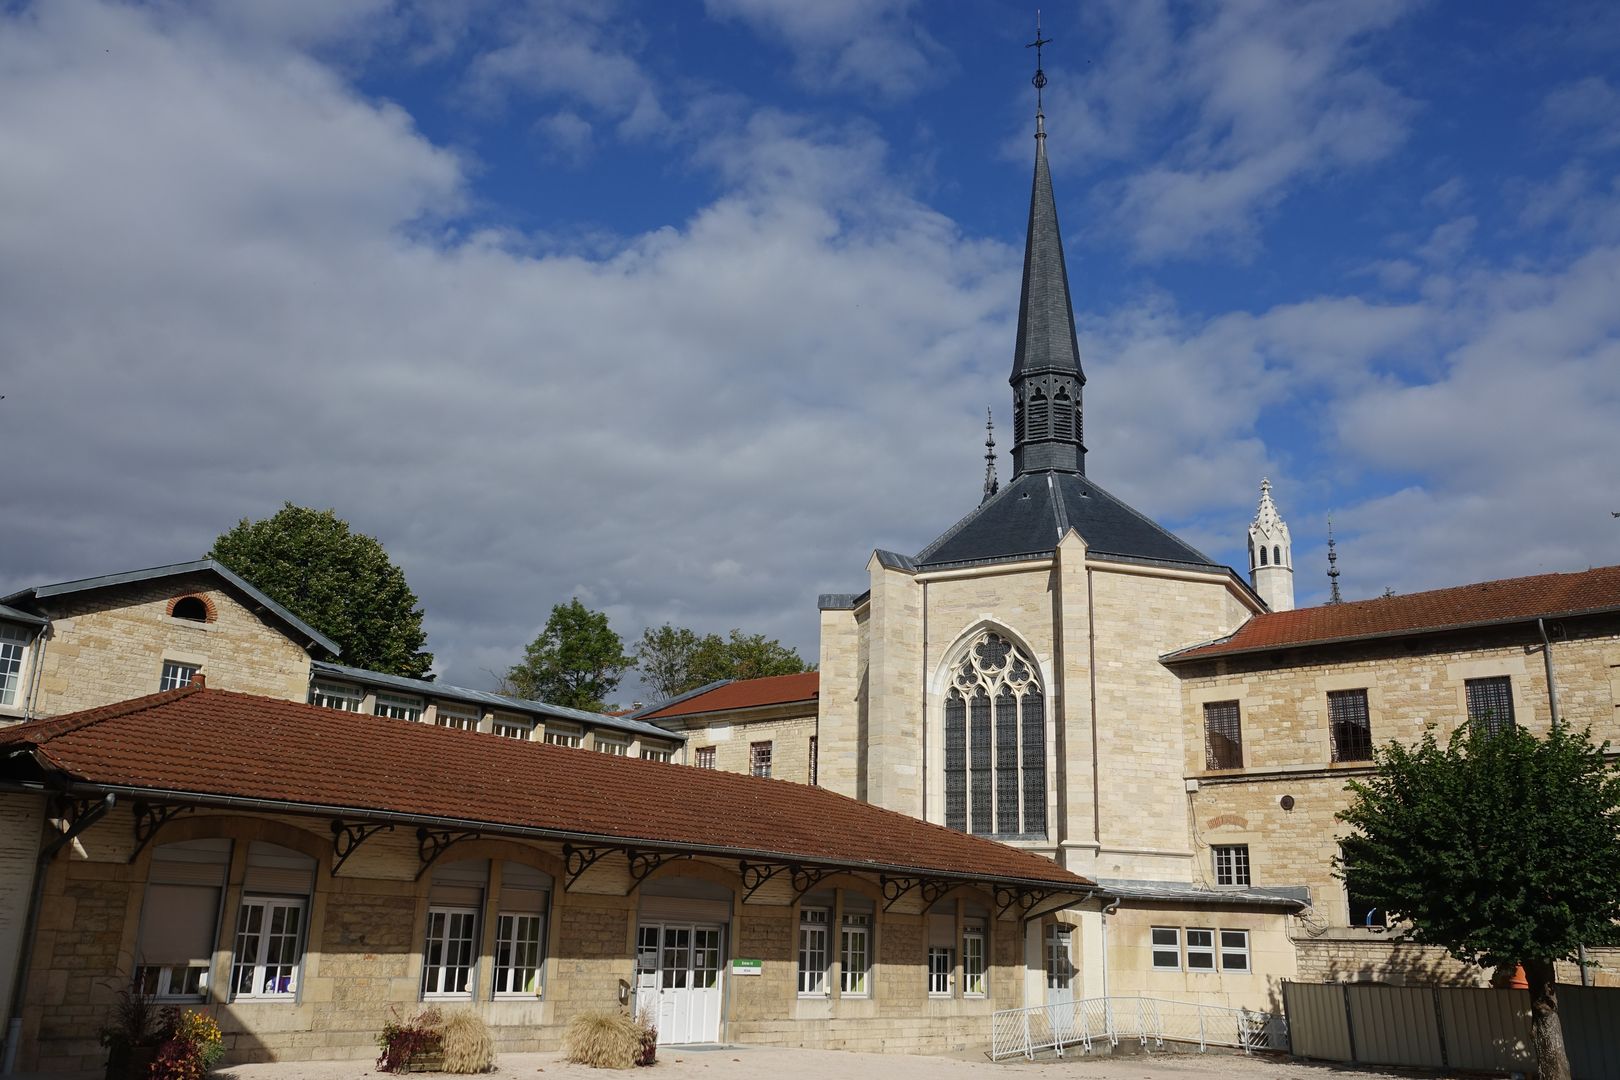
[797,908,828,996]
[0,625,30,706]
[944,631,1046,838]
[159,661,199,692]
[694,746,716,769]
[750,741,773,778]
[808,735,818,784]
[1185,928,1215,971]
[1213,844,1251,887]
[1203,700,1243,770]
[1465,676,1515,736]
[1328,689,1373,762]
[1151,927,1180,970]
[927,946,954,996]
[1220,929,1250,971]
[840,913,870,996]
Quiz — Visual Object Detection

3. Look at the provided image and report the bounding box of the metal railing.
[990,995,1287,1061]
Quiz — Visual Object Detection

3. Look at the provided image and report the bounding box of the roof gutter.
[3,792,115,1075]
[39,781,1091,895]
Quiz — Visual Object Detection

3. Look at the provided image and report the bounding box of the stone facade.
[6,797,1080,1070]
[655,704,818,784]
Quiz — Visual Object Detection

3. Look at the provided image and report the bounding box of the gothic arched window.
[1053,385,1074,439]
[1273,545,1282,566]
[944,631,1046,838]
[1259,546,1268,566]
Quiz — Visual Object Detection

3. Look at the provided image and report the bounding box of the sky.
[3,0,1619,703]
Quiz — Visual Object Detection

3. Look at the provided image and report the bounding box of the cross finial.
[1026,10,1052,119]
[1327,514,1344,605]
[982,409,999,504]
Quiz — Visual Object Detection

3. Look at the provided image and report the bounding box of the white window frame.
[159,660,199,692]
[840,913,870,997]
[493,912,546,996]
[797,907,829,996]
[595,735,629,756]
[1213,844,1251,887]
[0,624,31,707]
[1185,927,1215,972]
[1220,929,1251,972]
[309,681,362,712]
[750,741,773,778]
[230,896,306,1000]
[490,717,530,739]
[640,746,673,762]
[1150,926,1181,971]
[375,692,423,722]
[927,945,954,997]
[436,705,480,731]
[694,746,716,769]
[962,921,987,997]
[422,905,478,997]
[134,962,209,1001]
[543,725,582,748]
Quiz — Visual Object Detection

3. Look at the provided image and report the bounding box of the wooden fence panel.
[1436,987,1533,1073]
[1346,985,1445,1068]
[1282,982,1352,1062]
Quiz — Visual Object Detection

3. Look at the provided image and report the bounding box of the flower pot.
[105,1043,160,1080]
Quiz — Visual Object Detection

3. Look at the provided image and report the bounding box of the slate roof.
[915,470,1228,573]
[311,660,683,743]
[1010,127,1083,384]
[636,672,820,722]
[0,603,46,627]
[1,559,339,657]
[1165,564,1620,663]
[0,687,1094,890]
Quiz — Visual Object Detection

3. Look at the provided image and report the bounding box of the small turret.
[1248,478,1294,612]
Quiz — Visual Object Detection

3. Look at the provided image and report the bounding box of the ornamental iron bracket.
[919,879,953,906]
[330,820,394,877]
[738,860,786,902]
[415,827,480,880]
[53,795,105,831]
[624,849,690,892]
[790,865,835,900]
[129,801,194,863]
[562,843,612,890]
[995,886,1057,918]
[881,875,919,911]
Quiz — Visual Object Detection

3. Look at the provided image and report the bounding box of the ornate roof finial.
[1026,9,1052,134]
[982,409,999,504]
[1327,514,1344,605]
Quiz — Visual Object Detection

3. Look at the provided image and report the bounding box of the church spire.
[1247,477,1294,611]
[981,409,999,504]
[1011,14,1086,478]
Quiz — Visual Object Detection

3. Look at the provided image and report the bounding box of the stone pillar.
[864,555,922,815]
[1053,530,1098,862]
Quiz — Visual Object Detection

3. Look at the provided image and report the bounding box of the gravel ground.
[190,1045,1450,1080]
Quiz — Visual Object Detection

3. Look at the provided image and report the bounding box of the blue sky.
[2,1,1618,700]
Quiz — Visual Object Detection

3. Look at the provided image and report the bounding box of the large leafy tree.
[634,624,811,701]
[507,599,634,711]
[1337,720,1620,1080]
[211,503,432,678]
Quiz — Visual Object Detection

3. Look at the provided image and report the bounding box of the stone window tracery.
[943,631,1046,838]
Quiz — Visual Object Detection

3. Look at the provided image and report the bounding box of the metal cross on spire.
[1026,10,1052,117]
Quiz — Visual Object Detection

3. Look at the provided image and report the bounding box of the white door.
[635,922,723,1045]
[1045,923,1076,1005]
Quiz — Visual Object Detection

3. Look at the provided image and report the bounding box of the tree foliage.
[506,599,634,712]
[634,624,811,701]
[1337,719,1620,1080]
[211,503,432,678]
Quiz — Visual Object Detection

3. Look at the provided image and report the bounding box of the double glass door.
[634,922,723,1045]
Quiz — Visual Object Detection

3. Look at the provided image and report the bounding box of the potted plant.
[100,988,161,1080]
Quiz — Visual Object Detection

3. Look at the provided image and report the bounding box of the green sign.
[730,958,763,976]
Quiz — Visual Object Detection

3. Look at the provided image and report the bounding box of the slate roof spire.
[1011,16,1086,477]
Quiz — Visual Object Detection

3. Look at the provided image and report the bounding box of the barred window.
[750,741,773,778]
[943,631,1046,839]
[1203,701,1243,770]
[1328,689,1373,762]
[694,746,716,769]
[1213,844,1251,887]
[1465,676,1515,737]
[808,735,818,785]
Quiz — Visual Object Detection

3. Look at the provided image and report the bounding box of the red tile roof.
[0,687,1088,891]
[638,672,820,720]
[1167,565,1620,663]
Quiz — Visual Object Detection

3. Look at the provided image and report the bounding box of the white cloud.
[703,0,949,98]
[1541,76,1620,152]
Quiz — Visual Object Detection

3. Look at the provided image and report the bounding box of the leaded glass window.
[943,631,1046,838]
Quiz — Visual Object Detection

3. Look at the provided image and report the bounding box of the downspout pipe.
[2,792,116,1075]
[1536,618,1561,729]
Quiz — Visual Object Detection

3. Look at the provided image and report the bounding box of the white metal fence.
[990,996,1287,1061]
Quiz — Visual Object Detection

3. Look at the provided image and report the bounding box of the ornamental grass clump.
[562,1009,642,1070]
[376,1006,444,1073]
[437,1009,496,1074]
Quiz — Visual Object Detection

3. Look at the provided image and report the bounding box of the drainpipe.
[21,629,48,721]
[1100,897,1120,999]
[2,792,116,1075]
[1536,619,1561,729]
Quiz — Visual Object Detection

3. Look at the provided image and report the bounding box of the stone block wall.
[659,709,818,785]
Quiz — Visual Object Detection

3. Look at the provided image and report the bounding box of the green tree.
[1337,720,1620,1080]
[635,625,811,701]
[211,503,432,678]
[507,599,633,711]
